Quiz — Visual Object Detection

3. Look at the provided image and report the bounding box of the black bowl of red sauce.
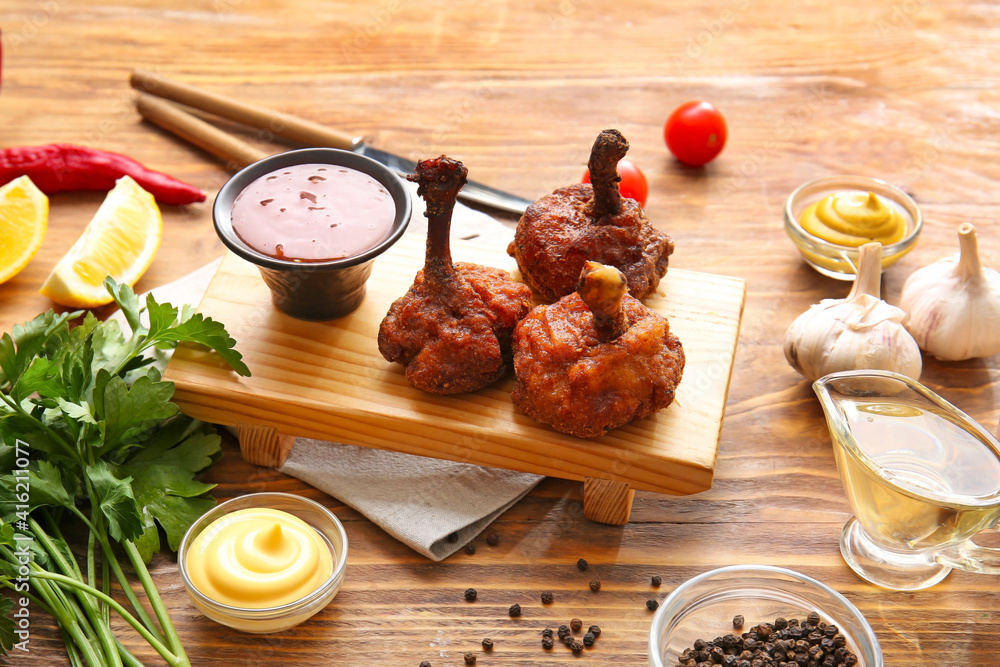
[214,148,412,320]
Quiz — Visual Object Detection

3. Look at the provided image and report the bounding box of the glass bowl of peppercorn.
[648,565,882,667]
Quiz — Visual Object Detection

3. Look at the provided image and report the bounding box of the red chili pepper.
[0,144,206,205]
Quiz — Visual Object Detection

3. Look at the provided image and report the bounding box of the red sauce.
[231,163,396,262]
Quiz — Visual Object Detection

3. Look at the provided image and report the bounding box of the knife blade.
[355,144,533,215]
[130,69,533,216]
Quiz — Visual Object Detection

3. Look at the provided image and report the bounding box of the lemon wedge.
[40,176,162,308]
[0,176,49,285]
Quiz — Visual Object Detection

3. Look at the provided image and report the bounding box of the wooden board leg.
[583,478,635,525]
[236,423,296,468]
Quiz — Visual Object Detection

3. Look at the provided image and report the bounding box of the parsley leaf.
[85,461,143,543]
[11,357,66,403]
[116,417,220,562]
[146,304,251,377]
[0,593,14,657]
[97,374,179,456]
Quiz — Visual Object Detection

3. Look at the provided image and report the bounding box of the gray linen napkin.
[117,181,543,561]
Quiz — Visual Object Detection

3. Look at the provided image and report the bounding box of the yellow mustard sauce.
[800,191,907,247]
[185,508,333,608]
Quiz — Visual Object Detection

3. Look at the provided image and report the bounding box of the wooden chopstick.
[135,93,268,169]
[130,69,360,151]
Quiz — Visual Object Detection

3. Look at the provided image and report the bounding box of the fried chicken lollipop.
[508,129,674,302]
[378,156,533,394]
[511,261,685,438]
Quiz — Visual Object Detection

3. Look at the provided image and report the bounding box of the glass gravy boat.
[814,370,1000,591]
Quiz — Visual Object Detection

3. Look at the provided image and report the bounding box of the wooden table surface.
[3,0,999,665]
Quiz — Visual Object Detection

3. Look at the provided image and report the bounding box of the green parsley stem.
[123,538,189,662]
[32,571,187,667]
[68,506,166,646]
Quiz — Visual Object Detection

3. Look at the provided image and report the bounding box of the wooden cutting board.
[164,234,746,524]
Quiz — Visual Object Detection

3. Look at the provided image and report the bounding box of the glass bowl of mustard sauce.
[178,492,348,633]
[648,565,883,667]
[784,176,922,280]
[214,147,412,320]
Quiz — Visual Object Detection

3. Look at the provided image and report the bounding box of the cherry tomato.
[664,101,727,166]
[582,159,648,206]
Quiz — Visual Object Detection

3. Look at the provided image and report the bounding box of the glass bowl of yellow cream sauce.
[178,492,348,633]
[784,176,922,280]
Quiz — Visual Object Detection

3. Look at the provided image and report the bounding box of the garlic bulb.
[784,242,922,381]
[900,223,1000,360]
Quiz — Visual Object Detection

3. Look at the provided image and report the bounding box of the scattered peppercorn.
[570,640,583,654]
[589,579,601,592]
[447,532,459,543]
[463,653,476,665]
[562,634,575,647]
[733,614,744,628]
[420,662,431,667]
[508,603,521,617]
[486,531,499,546]
[558,625,571,639]
[570,618,583,632]
[541,637,553,650]
[646,599,659,611]
[542,628,553,638]
[583,632,596,647]
[651,575,662,587]
[464,588,477,602]
[541,591,554,604]
[588,625,601,637]
[481,638,493,651]
[576,558,589,571]
[464,544,476,555]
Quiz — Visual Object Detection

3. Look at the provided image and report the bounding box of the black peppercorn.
[558,625,570,638]
[447,532,459,543]
[420,662,431,667]
[541,637,553,650]
[481,638,493,651]
[540,591,553,604]
[646,598,659,611]
[774,617,788,631]
[651,574,662,587]
[463,653,476,665]
[562,634,575,646]
[569,640,583,653]
[508,603,521,617]
[464,544,476,555]
[733,614,744,628]
[588,624,601,637]
[570,618,582,632]
[807,611,821,626]
[541,628,553,638]
[576,558,588,571]
[583,632,595,647]
[589,579,601,592]
[464,588,477,602]
[486,531,499,546]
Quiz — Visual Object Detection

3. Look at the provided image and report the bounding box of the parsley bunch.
[0,278,250,666]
